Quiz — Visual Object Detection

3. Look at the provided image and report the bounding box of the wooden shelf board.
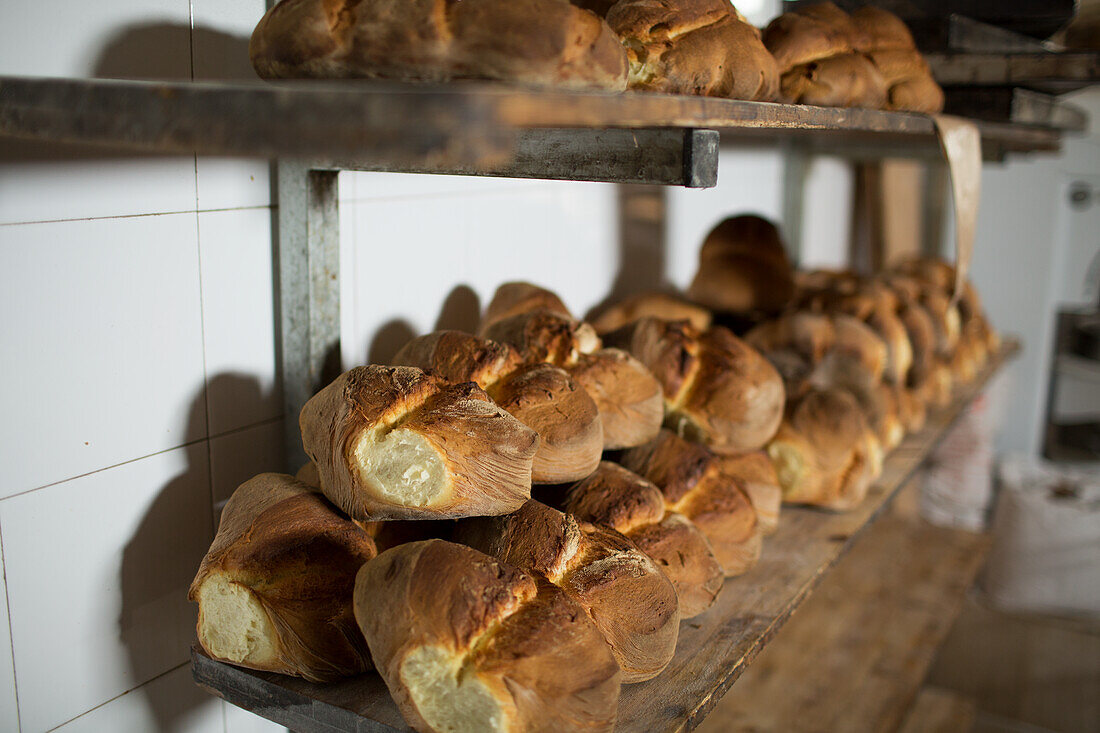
[191,340,1019,733]
[1,76,1062,183]
[697,485,991,733]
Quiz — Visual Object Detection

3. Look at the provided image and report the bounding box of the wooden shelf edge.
[190,340,1019,733]
[1,76,1063,175]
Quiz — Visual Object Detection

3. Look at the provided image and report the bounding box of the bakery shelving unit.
[1,74,1042,732]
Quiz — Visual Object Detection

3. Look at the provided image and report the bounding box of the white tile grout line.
[0,204,276,228]
[0,528,23,732]
[41,660,191,733]
[0,416,284,504]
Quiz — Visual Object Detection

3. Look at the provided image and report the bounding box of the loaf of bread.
[300,365,538,520]
[762,2,943,111]
[588,291,713,335]
[250,0,629,91]
[766,388,879,510]
[564,461,724,617]
[621,430,764,576]
[454,499,680,683]
[355,539,621,733]
[190,473,376,682]
[718,450,783,535]
[480,282,574,335]
[483,307,665,449]
[588,0,779,100]
[604,318,786,454]
[688,215,796,315]
[393,331,603,483]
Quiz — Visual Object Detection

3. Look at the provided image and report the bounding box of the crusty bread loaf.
[621,430,763,576]
[600,0,779,100]
[190,473,376,682]
[564,461,723,618]
[250,0,629,91]
[688,215,796,315]
[480,282,574,334]
[718,450,783,536]
[393,331,604,483]
[605,318,786,454]
[588,292,713,335]
[484,308,664,449]
[455,499,680,683]
[780,52,888,108]
[766,389,878,510]
[300,365,538,520]
[763,2,942,111]
[355,540,621,733]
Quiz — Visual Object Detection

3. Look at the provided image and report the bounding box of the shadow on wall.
[94,23,253,81]
[118,374,286,731]
[365,285,482,365]
[0,25,254,163]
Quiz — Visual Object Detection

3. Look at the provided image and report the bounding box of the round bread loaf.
[480,282,574,334]
[393,331,604,483]
[688,215,796,315]
[190,473,376,682]
[250,0,630,91]
[300,365,538,520]
[565,461,724,618]
[455,499,681,683]
[355,539,621,733]
[588,291,713,335]
[621,430,763,576]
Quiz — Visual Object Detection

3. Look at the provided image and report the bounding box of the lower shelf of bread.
[191,340,1018,733]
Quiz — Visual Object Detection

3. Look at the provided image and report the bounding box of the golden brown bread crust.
[481,310,602,366]
[355,540,621,732]
[607,2,780,100]
[621,430,762,576]
[605,319,785,454]
[588,291,713,334]
[564,461,723,617]
[190,473,376,682]
[688,215,796,315]
[763,2,941,111]
[718,450,782,535]
[762,1,859,72]
[780,53,888,107]
[454,500,680,683]
[300,365,538,520]
[251,0,630,91]
[766,388,877,510]
[481,282,574,333]
[566,348,664,449]
[394,332,604,483]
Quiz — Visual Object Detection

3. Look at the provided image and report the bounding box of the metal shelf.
[190,341,1019,733]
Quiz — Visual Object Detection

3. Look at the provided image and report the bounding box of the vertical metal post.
[276,161,341,471]
[782,140,810,266]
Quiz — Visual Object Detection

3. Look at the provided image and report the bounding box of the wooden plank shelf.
[0,76,1063,188]
[191,340,1019,733]
[698,483,991,732]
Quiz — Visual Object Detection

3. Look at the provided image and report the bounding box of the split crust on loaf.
[621,430,764,576]
[565,461,723,617]
[355,540,621,733]
[454,499,680,683]
[300,365,538,520]
[189,473,376,682]
[393,332,604,483]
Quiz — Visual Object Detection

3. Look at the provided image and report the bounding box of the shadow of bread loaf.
[355,539,622,733]
[250,0,629,90]
[190,473,376,682]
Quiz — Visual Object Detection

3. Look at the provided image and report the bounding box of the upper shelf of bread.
[0,75,1063,187]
